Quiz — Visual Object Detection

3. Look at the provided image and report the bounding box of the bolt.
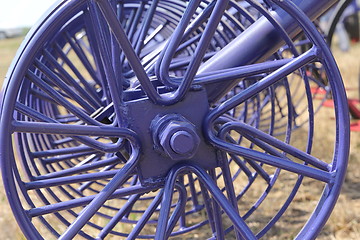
[155,116,201,161]
[170,130,196,155]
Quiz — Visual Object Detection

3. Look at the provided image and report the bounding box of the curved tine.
[93,0,161,104]
[220,122,326,170]
[210,126,333,182]
[88,2,125,126]
[134,0,160,56]
[58,144,140,239]
[155,0,213,85]
[155,177,187,239]
[158,0,231,101]
[205,47,318,125]
[165,183,187,238]
[157,164,257,240]
[14,102,129,153]
[127,189,164,240]
[96,193,142,239]
[26,69,101,126]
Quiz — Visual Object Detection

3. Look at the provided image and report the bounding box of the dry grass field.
[0,34,359,240]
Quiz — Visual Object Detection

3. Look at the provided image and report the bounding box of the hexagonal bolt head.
[159,121,200,161]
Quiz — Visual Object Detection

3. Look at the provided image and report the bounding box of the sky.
[0,0,57,28]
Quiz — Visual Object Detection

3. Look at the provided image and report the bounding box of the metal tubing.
[200,0,338,103]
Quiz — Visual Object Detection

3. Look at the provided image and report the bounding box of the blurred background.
[0,0,359,239]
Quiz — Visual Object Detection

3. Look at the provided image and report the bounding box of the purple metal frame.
[0,0,350,239]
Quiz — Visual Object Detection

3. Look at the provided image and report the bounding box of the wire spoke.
[88,1,126,125]
[35,155,119,180]
[59,150,139,239]
[27,184,157,218]
[93,0,160,103]
[25,170,119,190]
[194,58,292,85]
[43,48,102,108]
[26,69,100,125]
[207,48,318,118]
[13,121,134,139]
[222,122,330,171]
[211,135,333,183]
[32,145,98,159]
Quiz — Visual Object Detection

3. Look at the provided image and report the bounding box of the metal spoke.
[26,69,101,125]
[35,156,119,180]
[13,121,134,139]
[44,47,102,108]
[25,170,119,190]
[27,184,156,218]
[134,0,159,55]
[222,122,330,171]
[207,48,318,120]
[211,136,333,182]
[32,145,97,159]
[194,58,292,85]
[59,149,139,239]
[34,58,96,113]
[93,0,161,104]
[63,31,100,85]
[166,164,257,240]
[126,190,163,240]
[97,193,141,239]
[88,1,127,126]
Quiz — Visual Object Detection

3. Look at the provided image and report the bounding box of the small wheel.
[0,0,349,239]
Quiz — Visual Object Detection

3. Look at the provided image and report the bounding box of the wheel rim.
[0,0,349,239]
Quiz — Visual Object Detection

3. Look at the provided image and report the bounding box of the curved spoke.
[26,184,157,218]
[26,70,100,126]
[207,48,318,119]
[161,164,257,240]
[59,148,139,239]
[221,122,330,171]
[35,155,119,180]
[24,170,119,190]
[0,0,350,239]
[88,1,126,125]
[212,134,333,183]
[194,58,292,85]
[93,0,161,103]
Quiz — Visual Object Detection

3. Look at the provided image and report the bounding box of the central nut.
[154,115,201,161]
[170,130,196,155]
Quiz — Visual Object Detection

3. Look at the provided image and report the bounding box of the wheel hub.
[152,113,201,161]
[125,88,219,184]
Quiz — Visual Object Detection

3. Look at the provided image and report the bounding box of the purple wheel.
[0,0,349,239]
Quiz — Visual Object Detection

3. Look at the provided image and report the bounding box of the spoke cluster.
[0,0,349,239]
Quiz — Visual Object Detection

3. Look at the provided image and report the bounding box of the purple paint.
[0,0,350,239]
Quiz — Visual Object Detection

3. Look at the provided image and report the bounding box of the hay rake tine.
[0,0,350,239]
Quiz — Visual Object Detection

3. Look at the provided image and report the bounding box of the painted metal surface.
[0,0,350,239]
